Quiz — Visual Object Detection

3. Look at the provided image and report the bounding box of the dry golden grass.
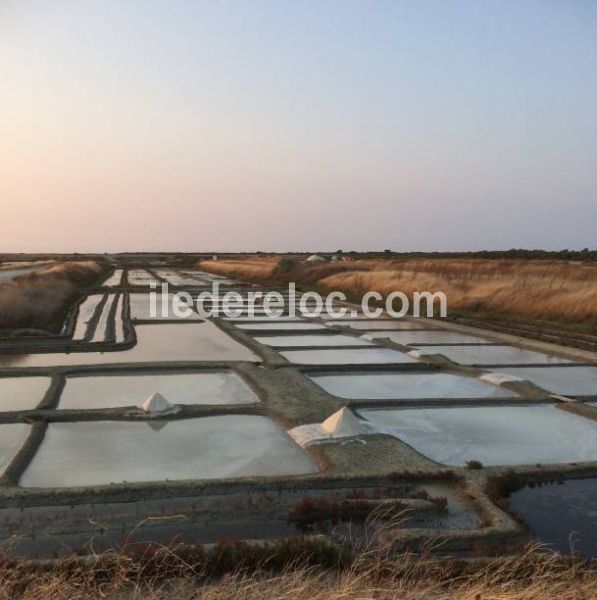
[321,259,597,325]
[0,261,105,333]
[199,257,597,329]
[0,544,594,599]
[199,258,278,280]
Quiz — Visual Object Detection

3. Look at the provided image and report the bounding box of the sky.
[1,1,596,253]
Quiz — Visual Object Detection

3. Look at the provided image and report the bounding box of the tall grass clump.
[0,261,105,334]
[0,541,594,599]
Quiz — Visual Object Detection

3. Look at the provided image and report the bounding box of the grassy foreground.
[198,257,597,335]
[0,261,105,334]
[1,542,594,599]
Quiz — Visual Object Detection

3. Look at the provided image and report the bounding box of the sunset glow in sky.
[1,1,596,252]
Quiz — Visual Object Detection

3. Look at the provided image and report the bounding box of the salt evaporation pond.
[308,372,515,400]
[509,479,597,559]
[153,271,207,286]
[254,334,372,347]
[358,405,597,466]
[224,315,306,322]
[127,270,159,286]
[0,323,258,368]
[319,313,384,320]
[490,366,597,397]
[92,294,117,342]
[327,320,436,331]
[20,416,317,487]
[237,322,327,331]
[364,331,495,345]
[102,270,123,286]
[421,345,573,365]
[0,376,51,411]
[129,293,202,320]
[0,424,29,473]
[58,371,258,410]
[281,348,419,365]
[72,294,103,340]
[114,295,125,343]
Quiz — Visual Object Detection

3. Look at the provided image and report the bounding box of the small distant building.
[306,254,326,264]
[212,255,218,261]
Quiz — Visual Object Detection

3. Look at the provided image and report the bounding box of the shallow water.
[72,294,103,340]
[224,315,306,322]
[308,372,515,400]
[281,348,419,365]
[127,270,159,286]
[92,294,117,342]
[0,376,51,411]
[0,424,29,473]
[0,481,478,558]
[0,322,258,367]
[490,366,597,397]
[102,270,123,287]
[154,270,208,286]
[58,371,258,409]
[420,345,573,365]
[129,293,202,320]
[328,320,437,331]
[20,416,317,487]
[254,334,372,348]
[509,479,597,559]
[358,404,597,466]
[364,331,495,345]
[114,295,125,343]
[237,322,327,331]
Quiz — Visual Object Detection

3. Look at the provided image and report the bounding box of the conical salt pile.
[140,392,173,414]
[321,407,364,437]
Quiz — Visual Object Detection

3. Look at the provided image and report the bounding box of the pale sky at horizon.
[1,1,596,253]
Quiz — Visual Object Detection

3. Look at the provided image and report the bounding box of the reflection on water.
[0,322,258,367]
[509,479,597,559]
[0,482,479,559]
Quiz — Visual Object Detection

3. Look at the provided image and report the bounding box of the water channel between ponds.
[0,480,479,559]
[509,478,597,559]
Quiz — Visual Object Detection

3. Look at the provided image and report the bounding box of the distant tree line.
[3,248,596,264]
[249,248,597,262]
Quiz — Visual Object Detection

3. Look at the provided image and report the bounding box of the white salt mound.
[321,407,365,437]
[289,408,369,447]
[479,372,523,386]
[140,392,174,414]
